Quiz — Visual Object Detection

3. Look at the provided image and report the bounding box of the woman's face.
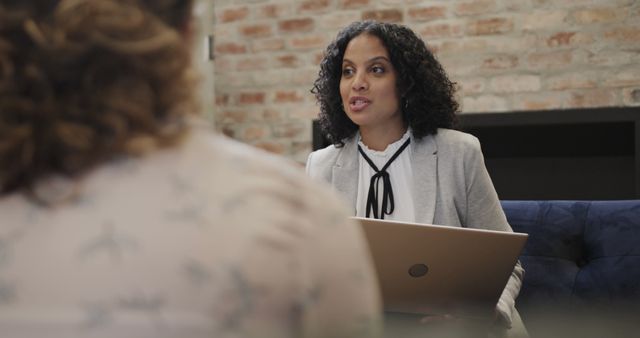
[339,33,402,132]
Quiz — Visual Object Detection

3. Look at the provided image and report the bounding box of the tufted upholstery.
[501,200,640,337]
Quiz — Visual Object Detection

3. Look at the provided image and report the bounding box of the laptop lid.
[352,217,528,320]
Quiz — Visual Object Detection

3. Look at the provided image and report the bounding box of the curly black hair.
[312,20,459,146]
[0,0,194,195]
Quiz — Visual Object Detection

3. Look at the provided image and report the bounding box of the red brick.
[437,39,489,55]
[213,56,232,74]
[237,57,268,71]
[428,43,440,55]
[547,32,576,47]
[532,0,611,8]
[222,72,253,87]
[490,75,541,93]
[275,54,300,68]
[218,110,248,124]
[298,0,330,12]
[546,73,598,90]
[440,57,478,77]
[252,70,289,87]
[454,0,498,16]
[522,101,556,110]
[546,31,594,48]
[251,38,285,52]
[522,10,567,31]
[258,4,290,19]
[457,78,486,94]
[572,8,621,24]
[319,12,361,29]
[278,18,314,33]
[419,23,464,39]
[339,0,370,9]
[481,54,518,70]
[604,26,640,43]
[240,24,273,38]
[603,69,640,87]
[568,89,616,108]
[273,123,306,138]
[587,50,635,67]
[263,109,284,122]
[289,35,326,50]
[216,94,230,106]
[408,6,447,22]
[274,90,304,103]
[527,50,573,70]
[215,42,247,54]
[238,92,266,105]
[220,7,249,23]
[243,126,268,141]
[461,95,508,113]
[287,102,321,119]
[362,9,403,23]
[512,93,568,111]
[291,68,320,86]
[467,18,513,35]
[486,36,537,53]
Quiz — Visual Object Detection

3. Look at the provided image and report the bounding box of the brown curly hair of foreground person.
[0,0,195,195]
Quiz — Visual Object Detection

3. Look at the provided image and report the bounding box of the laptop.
[352,217,527,320]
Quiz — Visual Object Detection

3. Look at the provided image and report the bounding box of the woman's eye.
[342,68,355,76]
[371,65,385,74]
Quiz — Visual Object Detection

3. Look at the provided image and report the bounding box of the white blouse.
[356,130,415,222]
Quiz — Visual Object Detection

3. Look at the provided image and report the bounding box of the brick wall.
[212,0,640,162]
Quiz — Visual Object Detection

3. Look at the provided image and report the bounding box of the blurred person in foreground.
[0,1,381,337]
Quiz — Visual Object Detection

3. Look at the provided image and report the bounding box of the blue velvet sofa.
[501,200,640,338]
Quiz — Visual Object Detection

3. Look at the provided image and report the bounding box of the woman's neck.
[359,124,408,152]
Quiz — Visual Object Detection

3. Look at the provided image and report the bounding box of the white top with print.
[0,129,382,338]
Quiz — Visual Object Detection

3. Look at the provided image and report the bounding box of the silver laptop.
[352,217,527,320]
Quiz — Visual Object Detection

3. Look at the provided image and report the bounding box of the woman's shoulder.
[433,128,480,148]
[308,142,342,162]
[306,136,357,171]
[414,128,481,155]
[431,129,486,170]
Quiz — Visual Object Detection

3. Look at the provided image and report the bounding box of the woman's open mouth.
[349,97,371,112]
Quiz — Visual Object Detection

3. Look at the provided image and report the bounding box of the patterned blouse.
[0,129,382,338]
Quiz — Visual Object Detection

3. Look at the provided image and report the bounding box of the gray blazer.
[306,128,525,329]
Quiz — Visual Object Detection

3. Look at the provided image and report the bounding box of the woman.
[0,2,381,337]
[306,21,527,337]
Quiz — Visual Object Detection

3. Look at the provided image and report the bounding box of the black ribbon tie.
[358,138,411,219]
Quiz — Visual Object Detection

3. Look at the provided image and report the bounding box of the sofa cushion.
[501,200,640,337]
[501,200,640,309]
[502,200,640,337]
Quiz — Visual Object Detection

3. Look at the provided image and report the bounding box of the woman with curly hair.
[0,2,381,337]
[306,21,527,337]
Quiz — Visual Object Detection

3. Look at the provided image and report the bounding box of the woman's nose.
[352,72,369,91]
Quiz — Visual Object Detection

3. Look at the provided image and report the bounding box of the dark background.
[312,107,640,200]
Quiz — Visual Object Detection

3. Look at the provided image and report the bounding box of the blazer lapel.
[412,134,438,224]
[332,137,359,214]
